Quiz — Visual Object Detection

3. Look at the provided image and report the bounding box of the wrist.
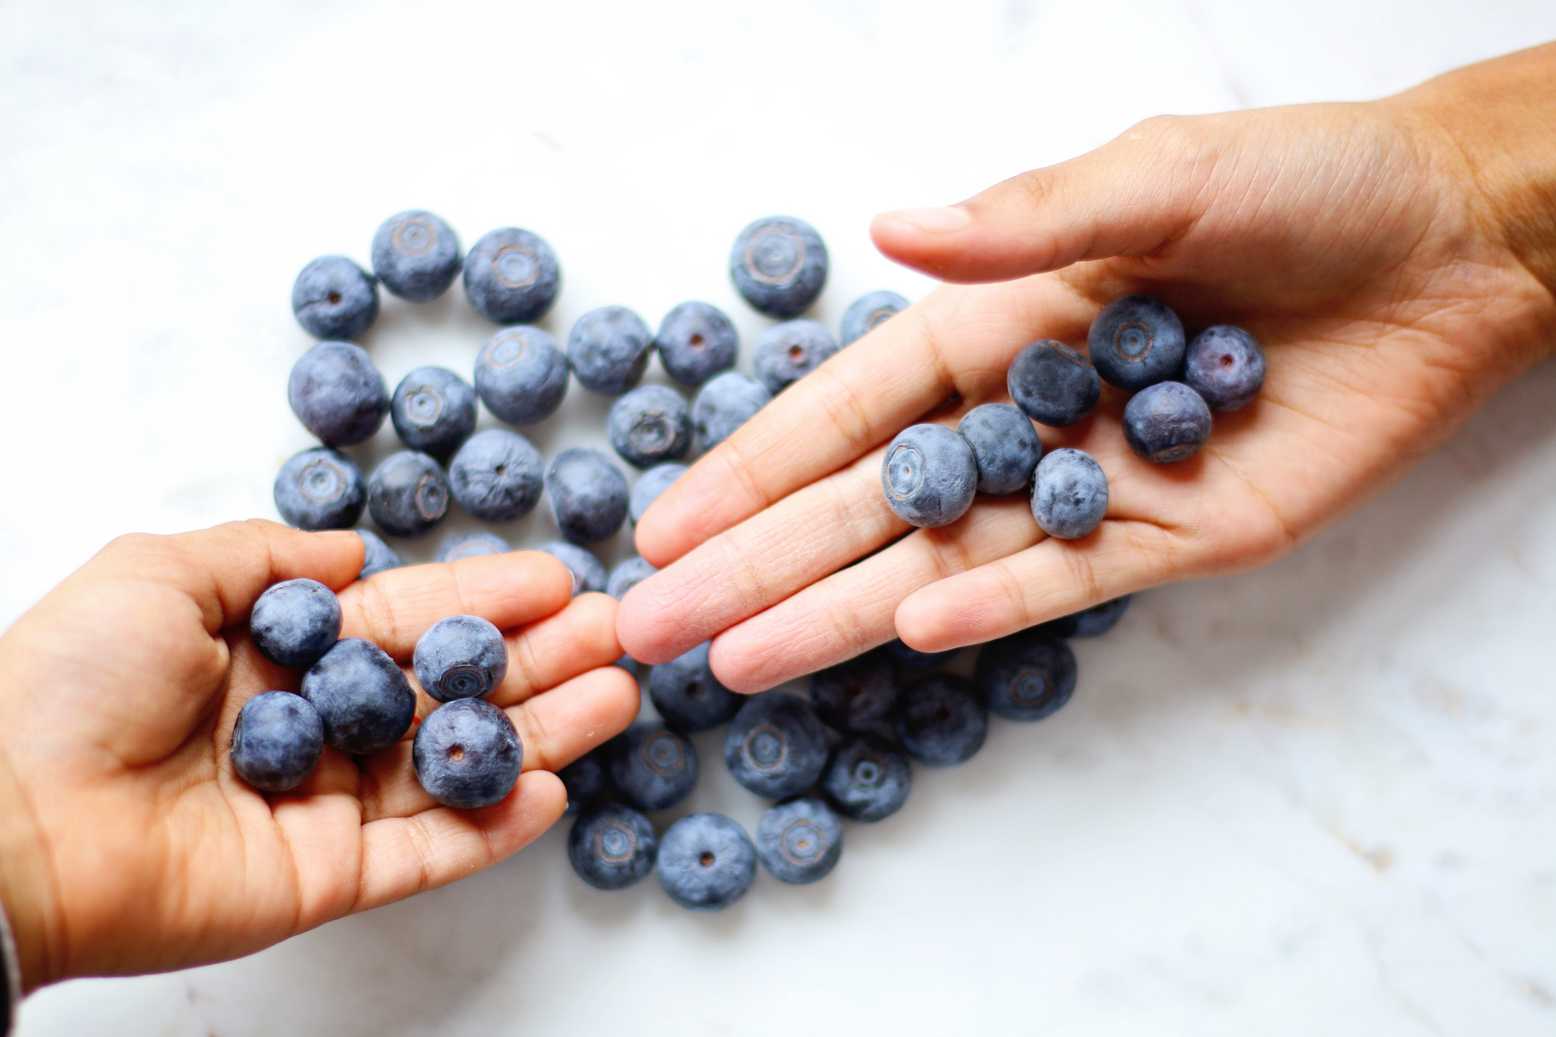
[0,745,57,995]
[1394,43,1556,318]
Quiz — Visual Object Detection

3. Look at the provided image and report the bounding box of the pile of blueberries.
[260,208,1148,911]
[883,296,1265,536]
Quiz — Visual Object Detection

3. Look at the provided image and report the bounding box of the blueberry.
[691,371,771,450]
[896,674,987,766]
[881,423,978,528]
[412,698,523,809]
[629,463,687,525]
[809,653,898,733]
[1007,340,1101,428]
[250,578,341,669]
[606,555,657,599]
[567,306,653,396]
[436,530,510,563]
[755,797,843,885]
[545,448,628,545]
[370,210,461,302]
[390,366,477,459]
[291,255,379,341]
[1041,595,1132,639]
[822,737,911,822]
[537,541,606,595]
[957,402,1043,495]
[300,638,416,755]
[474,325,570,425]
[448,428,544,522]
[655,301,738,386]
[839,290,908,345]
[1088,294,1186,391]
[1122,381,1212,463]
[753,319,838,394]
[274,447,365,530]
[648,642,741,734]
[975,631,1077,722]
[656,813,757,911]
[609,722,699,812]
[607,385,692,468]
[1030,447,1107,540]
[724,693,829,799]
[355,529,401,578]
[559,748,613,814]
[462,228,561,324]
[569,804,657,889]
[615,655,641,677]
[1184,325,1265,411]
[881,639,959,673]
[730,216,828,318]
[367,450,451,537]
[287,341,389,446]
[414,614,509,703]
[230,691,324,793]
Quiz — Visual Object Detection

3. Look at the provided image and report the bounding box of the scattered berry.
[657,812,757,911]
[648,642,741,733]
[371,210,461,302]
[730,216,828,318]
[755,797,843,884]
[287,341,389,446]
[655,301,738,386]
[569,804,657,889]
[367,450,451,537]
[474,325,570,425]
[291,255,379,341]
[463,228,561,324]
[839,289,908,345]
[274,447,365,530]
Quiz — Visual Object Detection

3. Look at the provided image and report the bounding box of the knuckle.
[1059,543,1105,606]
[102,531,161,561]
[404,816,436,896]
[810,366,877,455]
[359,578,404,648]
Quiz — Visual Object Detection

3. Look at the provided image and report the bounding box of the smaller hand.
[0,520,636,991]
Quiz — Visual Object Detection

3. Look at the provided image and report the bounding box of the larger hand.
[618,45,1556,690]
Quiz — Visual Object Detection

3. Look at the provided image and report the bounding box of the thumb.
[92,519,365,635]
[871,116,1209,283]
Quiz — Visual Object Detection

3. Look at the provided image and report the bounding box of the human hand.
[617,44,1556,690]
[0,521,635,992]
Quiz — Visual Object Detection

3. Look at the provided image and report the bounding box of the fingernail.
[878,206,971,234]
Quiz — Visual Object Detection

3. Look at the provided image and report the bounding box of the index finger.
[338,550,574,660]
[633,278,1070,567]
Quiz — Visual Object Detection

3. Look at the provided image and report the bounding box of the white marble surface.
[5,1,1556,1033]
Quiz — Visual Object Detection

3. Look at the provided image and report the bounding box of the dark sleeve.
[0,899,17,1035]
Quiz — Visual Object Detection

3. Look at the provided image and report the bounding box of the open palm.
[617,97,1556,690]
[0,522,634,988]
